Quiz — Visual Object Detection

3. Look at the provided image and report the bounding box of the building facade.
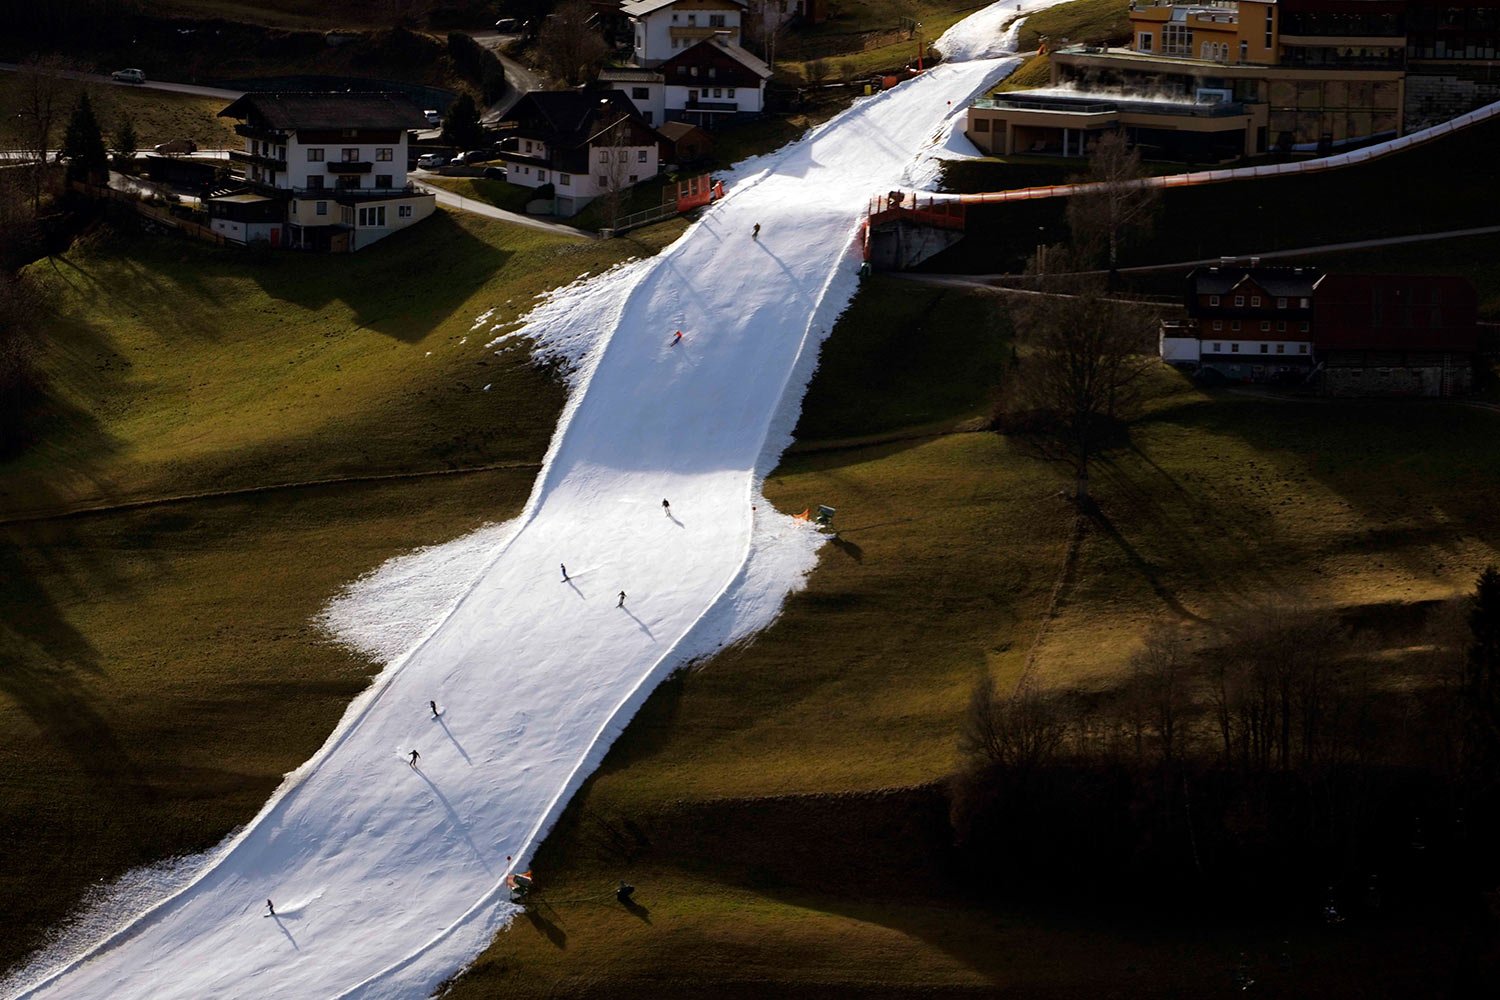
[622,0,747,67]
[494,92,662,217]
[215,92,434,251]
[1159,264,1479,396]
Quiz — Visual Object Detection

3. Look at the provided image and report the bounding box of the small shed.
[656,121,714,166]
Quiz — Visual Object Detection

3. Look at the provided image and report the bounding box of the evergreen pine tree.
[113,113,138,170]
[61,92,108,183]
[442,93,485,151]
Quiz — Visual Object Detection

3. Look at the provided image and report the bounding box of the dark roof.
[1188,265,1322,299]
[1312,273,1478,352]
[661,37,772,85]
[657,121,710,142]
[218,92,425,130]
[504,90,654,149]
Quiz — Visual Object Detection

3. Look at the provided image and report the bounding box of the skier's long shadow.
[414,768,494,874]
[666,511,684,528]
[268,913,298,951]
[437,715,472,765]
[621,606,654,639]
[565,578,584,599]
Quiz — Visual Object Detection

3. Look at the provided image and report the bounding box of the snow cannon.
[816,505,836,527]
[507,871,533,903]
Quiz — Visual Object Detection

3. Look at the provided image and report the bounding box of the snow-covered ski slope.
[10,5,1056,997]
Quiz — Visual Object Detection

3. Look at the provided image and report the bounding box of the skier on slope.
[618,591,626,607]
[671,330,683,346]
[662,498,670,513]
[561,563,569,581]
[752,223,760,239]
[409,749,420,767]
[430,700,439,718]
[266,899,275,916]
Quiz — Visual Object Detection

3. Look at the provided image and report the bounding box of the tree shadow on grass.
[243,212,513,342]
[0,533,146,798]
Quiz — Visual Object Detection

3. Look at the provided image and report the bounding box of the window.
[290,200,297,213]
[1209,295,1220,305]
[1212,342,1222,352]
[629,174,638,183]
[1162,22,1192,56]
[277,146,286,161]
[727,87,736,97]
[1276,343,1285,353]
[709,68,717,79]
[317,201,328,215]
[672,12,678,21]
[713,88,722,97]
[308,176,325,190]
[561,173,571,186]
[637,149,648,162]
[358,207,367,226]
[307,147,325,162]
[633,86,650,99]
[1260,321,1271,331]
[342,148,359,161]
[974,118,990,132]
[1276,297,1286,309]
[1277,321,1286,332]
[1250,296,1261,307]
[376,148,393,162]
[1231,320,1241,331]
[618,150,629,162]
[677,66,688,76]
[376,206,386,226]
[1260,343,1269,353]
[710,14,725,26]
[1138,32,1154,51]
[599,150,609,162]
[376,174,393,188]
[1212,320,1223,330]
[1300,321,1310,332]
[538,170,547,182]
[398,204,412,218]
[524,140,532,153]
[1300,297,1310,308]
[1231,343,1240,352]
[1234,295,1244,306]
[1239,40,1248,60]
[690,66,699,76]
[1299,344,1308,353]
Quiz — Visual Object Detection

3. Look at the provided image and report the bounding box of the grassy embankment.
[932,111,1500,293]
[0,208,687,973]
[0,75,237,150]
[443,276,1500,998]
[997,0,1132,91]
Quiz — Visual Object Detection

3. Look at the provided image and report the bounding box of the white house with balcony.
[622,0,746,67]
[660,34,771,123]
[495,91,663,217]
[215,92,435,251]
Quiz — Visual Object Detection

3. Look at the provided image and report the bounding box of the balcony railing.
[327,161,374,174]
[229,149,288,169]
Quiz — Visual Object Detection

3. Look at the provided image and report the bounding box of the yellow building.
[969,0,1410,158]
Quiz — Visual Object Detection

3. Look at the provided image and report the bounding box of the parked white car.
[416,153,448,169]
[111,68,146,84]
[423,109,441,126]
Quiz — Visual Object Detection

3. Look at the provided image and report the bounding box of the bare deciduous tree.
[1012,288,1153,501]
[596,116,634,231]
[805,58,830,88]
[961,674,1066,772]
[1128,625,1188,763]
[1066,130,1159,281]
[16,55,68,212]
[536,0,608,87]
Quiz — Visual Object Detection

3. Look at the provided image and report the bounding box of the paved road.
[410,170,594,238]
[0,63,242,101]
[468,32,543,120]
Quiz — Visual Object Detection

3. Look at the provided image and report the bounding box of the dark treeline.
[950,585,1500,923]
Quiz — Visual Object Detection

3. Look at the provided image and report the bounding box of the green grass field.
[0,75,238,150]
[5,208,685,521]
[420,176,537,214]
[441,277,1500,997]
[0,207,687,973]
[1017,0,1131,52]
